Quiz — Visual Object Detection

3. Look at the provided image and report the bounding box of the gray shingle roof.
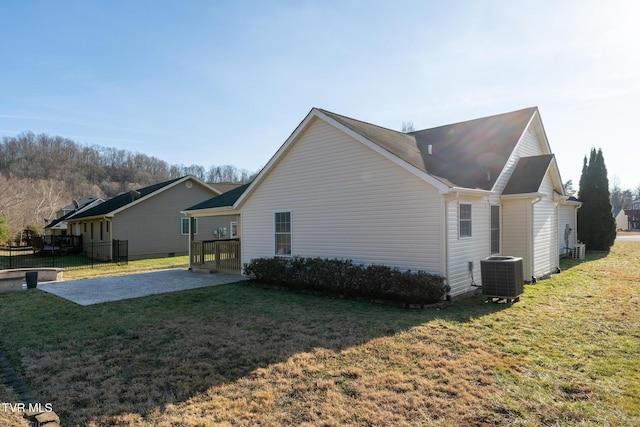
[502,154,555,195]
[183,107,543,214]
[321,107,538,190]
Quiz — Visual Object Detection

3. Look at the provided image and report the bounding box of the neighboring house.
[624,199,640,230]
[614,208,628,231]
[44,197,104,236]
[66,176,222,260]
[183,107,581,299]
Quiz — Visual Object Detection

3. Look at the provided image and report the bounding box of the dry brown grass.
[0,242,638,426]
[0,384,29,427]
[132,322,514,427]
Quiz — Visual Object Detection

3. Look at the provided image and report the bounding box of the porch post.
[189,215,195,269]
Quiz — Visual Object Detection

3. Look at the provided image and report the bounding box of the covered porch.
[190,238,241,274]
[182,182,250,275]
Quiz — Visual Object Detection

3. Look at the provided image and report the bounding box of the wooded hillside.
[0,131,255,241]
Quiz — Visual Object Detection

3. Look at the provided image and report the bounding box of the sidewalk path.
[38,269,246,306]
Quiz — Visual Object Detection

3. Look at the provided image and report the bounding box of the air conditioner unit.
[480,256,524,302]
[572,244,585,260]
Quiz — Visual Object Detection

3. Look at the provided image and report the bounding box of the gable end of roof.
[68,176,195,220]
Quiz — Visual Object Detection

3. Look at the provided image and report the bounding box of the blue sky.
[1,0,639,190]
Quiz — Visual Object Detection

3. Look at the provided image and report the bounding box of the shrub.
[243,256,449,305]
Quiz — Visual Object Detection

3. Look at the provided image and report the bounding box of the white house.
[44,197,105,236]
[184,107,581,299]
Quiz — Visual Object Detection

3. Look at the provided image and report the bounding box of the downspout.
[441,197,449,300]
[574,202,582,247]
[529,196,542,282]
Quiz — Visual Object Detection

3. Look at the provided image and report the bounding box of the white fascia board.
[501,192,545,201]
[181,207,238,217]
[548,155,568,197]
[448,187,494,198]
[67,214,114,224]
[559,198,583,207]
[233,109,319,209]
[531,109,553,155]
[64,199,105,220]
[188,175,224,195]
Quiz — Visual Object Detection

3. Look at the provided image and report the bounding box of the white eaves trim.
[447,187,494,198]
[501,192,545,201]
[181,206,238,217]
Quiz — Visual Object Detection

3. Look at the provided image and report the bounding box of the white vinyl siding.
[240,118,443,276]
[490,205,500,254]
[496,118,558,282]
[491,118,547,196]
[502,199,533,280]
[558,205,576,256]
[533,176,557,277]
[446,197,490,297]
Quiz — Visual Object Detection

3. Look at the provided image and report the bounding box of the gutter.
[445,187,494,198]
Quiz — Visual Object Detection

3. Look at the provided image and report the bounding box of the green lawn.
[0,244,638,426]
[61,255,190,280]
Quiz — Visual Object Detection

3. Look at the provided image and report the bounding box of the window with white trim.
[459,203,472,238]
[181,217,198,235]
[490,205,500,254]
[274,211,292,256]
[230,221,238,238]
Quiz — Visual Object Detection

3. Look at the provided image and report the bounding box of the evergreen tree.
[577,148,617,250]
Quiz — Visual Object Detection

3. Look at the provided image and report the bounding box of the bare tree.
[402,121,415,133]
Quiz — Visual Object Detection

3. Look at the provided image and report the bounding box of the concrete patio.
[38,268,246,306]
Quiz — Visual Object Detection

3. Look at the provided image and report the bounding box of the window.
[491,205,500,254]
[230,221,238,239]
[90,222,94,240]
[181,217,198,235]
[100,221,103,241]
[83,222,87,233]
[274,211,291,256]
[459,203,472,238]
[106,221,110,233]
